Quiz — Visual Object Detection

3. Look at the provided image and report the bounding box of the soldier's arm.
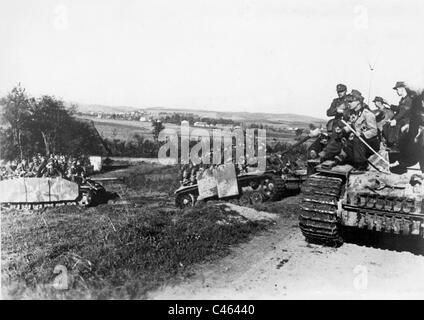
[393,106,410,122]
[392,97,412,121]
[326,100,338,117]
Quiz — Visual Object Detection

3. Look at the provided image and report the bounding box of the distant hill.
[72,103,326,126]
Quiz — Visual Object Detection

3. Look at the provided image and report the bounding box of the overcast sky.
[1,0,423,118]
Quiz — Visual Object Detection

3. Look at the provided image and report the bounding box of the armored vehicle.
[175,163,307,209]
[299,159,424,245]
[174,130,323,209]
[0,177,107,209]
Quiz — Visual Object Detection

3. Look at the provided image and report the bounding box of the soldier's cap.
[393,81,406,90]
[351,89,363,100]
[336,84,347,92]
[372,96,384,103]
[345,94,359,102]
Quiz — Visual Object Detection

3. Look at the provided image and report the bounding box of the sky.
[1,0,424,118]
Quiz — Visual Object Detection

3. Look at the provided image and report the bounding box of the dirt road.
[149,197,424,299]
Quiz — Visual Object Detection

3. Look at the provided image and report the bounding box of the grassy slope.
[1,164,273,299]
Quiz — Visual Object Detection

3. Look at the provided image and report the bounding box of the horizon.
[71,99,327,120]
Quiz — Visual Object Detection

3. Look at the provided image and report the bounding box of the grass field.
[1,163,275,299]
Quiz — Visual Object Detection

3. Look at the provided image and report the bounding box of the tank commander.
[351,89,370,110]
[335,91,379,169]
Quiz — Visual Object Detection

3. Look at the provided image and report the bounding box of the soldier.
[57,156,67,176]
[180,163,191,186]
[371,96,395,145]
[308,132,329,159]
[318,121,345,161]
[326,84,348,133]
[335,91,379,169]
[66,161,77,181]
[391,90,424,174]
[351,89,370,110]
[190,163,199,185]
[372,96,393,127]
[410,91,424,172]
[36,155,47,177]
[15,159,29,177]
[387,81,413,150]
[74,159,86,182]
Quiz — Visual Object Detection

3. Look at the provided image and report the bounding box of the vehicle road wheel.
[175,193,196,209]
[250,191,264,205]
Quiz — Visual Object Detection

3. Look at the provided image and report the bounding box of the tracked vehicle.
[0,177,107,209]
[174,131,323,209]
[175,163,307,209]
[299,159,424,245]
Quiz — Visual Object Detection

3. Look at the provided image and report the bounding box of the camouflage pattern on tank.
[340,170,424,235]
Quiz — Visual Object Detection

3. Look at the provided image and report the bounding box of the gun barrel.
[90,177,122,182]
[280,135,311,155]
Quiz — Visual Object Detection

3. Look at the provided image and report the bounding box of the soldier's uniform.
[318,123,345,161]
[386,82,413,150]
[371,96,396,145]
[326,84,348,133]
[392,91,424,173]
[336,93,379,169]
[307,133,329,159]
[15,161,29,177]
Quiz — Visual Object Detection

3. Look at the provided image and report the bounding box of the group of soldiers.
[0,153,88,182]
[179,156,251,187]
[309,82,424,173]
[177,80,424,187]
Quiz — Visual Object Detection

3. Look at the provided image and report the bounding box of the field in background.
[78,115,305,144]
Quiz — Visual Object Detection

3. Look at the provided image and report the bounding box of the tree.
[1,86,108,160]
[29,95,71,155]
[1,84,33,159]
[151,119,165,141]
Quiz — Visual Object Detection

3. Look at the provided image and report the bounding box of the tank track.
[299,175,344,245]
[2,201,81,210]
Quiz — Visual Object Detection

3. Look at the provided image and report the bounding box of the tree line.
[0,85,308,162]
[0,85,106,161]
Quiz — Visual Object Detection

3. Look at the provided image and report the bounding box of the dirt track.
[149,197,424,299]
